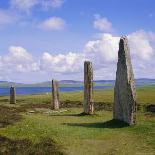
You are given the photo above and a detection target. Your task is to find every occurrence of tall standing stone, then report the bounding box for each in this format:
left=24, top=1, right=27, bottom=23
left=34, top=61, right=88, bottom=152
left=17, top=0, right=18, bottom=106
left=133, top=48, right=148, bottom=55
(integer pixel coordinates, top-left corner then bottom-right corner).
left=52, top=80, right=59, bottom=110
left=10, top=86, right=16, bottom=104
left=83, top=61, right=94, bottom=114
left=113, top=36, right=137, bottom=125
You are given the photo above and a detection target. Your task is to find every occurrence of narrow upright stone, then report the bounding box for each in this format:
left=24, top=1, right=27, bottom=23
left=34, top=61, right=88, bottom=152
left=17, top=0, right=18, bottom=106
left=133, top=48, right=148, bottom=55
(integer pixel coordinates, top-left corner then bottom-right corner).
left=10, top=86, right=16, bottom=104
left=52, top=80, right=59, bottom=110
left=83, top=61, right=94, bottom=114
left=113, top=36, right=137, bottom=125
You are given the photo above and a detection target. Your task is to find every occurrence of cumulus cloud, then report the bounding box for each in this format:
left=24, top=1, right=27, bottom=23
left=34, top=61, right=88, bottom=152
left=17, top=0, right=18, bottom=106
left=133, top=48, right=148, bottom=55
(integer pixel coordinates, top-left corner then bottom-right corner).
left=0, top=30, right=155, bottom=82
left=0, top=46, right=39, bottom=74
left=40, top=52, right=84, bottom=73
left=84, top=33, right=119, bottom=66
left=128, top=30, right=154, bottom=60
left=94, top=15, right=114, bottom=32
left=84, top=30, right=155, bottom=79
left=0, top=46, right=83, bottom=82
left=10, top=0, right=64, bottom=13
left=84, top=31, right=154, bottom=64
left=39, top=17, right=66, bottom=31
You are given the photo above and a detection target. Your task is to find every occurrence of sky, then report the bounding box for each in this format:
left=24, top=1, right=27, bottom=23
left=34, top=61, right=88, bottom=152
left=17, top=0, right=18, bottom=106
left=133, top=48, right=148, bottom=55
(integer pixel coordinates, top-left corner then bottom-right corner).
left=0, top=0, right=155, bottom=83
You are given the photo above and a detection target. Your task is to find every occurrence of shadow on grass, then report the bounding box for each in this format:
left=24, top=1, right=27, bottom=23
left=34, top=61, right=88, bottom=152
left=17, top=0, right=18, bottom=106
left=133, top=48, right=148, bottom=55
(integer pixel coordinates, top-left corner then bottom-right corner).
left=50, top=112, right=99, bottom=117
left=0, top=136, right=66, bottom=155
left=63, top=119, right=129, bottom=129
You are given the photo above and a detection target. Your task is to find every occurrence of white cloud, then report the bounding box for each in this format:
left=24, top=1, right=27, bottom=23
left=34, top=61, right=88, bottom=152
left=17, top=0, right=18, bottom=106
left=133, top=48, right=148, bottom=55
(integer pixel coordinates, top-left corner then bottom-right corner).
left=0, top=30, right=155, bottom=82
left=94, top=15, right=114, bottom=32
left=84, top=30, right=155, bottom=79
left=84, top=33, right=119, bottom=65
left=39, top=17, right=66, bottom=31
left=0, top=46, right=39, bottom=74
left=8, top=46, right=33, bottom=61
left=40, top=52, right=84, bottom=73
left=10, top=0, right=38, bottom=13
left=128, top=30, right=154, bottom=60
left=10, top=0, right=64, bottom=13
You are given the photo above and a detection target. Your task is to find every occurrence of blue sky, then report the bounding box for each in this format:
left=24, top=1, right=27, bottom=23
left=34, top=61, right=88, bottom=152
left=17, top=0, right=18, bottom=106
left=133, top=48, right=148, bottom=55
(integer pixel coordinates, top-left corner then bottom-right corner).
left=0, top=0, right=155, bottom=83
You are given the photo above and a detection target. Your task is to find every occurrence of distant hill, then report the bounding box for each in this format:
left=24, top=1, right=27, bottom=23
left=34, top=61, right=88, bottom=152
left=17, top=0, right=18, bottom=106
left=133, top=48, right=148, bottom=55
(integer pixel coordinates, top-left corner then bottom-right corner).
left=0, top=79, right=155, bottom=88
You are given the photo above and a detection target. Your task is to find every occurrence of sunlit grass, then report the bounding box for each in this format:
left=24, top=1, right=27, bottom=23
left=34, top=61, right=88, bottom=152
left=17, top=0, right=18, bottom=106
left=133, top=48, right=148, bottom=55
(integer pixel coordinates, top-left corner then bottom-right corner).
left=0, top=87, right=155, bottom=154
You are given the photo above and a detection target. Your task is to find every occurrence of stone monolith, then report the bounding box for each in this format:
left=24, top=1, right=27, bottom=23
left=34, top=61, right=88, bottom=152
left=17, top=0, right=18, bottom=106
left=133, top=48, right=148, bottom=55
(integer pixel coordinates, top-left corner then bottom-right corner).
left=113, top=36, right=137, bottom=125
left=10, top=86, right=16, bottom=104
left=83, top=61, right=94, bottom=114
left=52, top=80, right=59, bottom=110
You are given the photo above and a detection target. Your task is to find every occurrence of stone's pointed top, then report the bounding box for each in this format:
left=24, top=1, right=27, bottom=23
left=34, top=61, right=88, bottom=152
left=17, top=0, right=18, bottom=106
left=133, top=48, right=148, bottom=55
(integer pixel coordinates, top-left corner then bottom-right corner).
left=119, top=36, right=129, bottom=53
left=84, top=60, right=91, bottom=63
left=120, top=35, right=127, bottom=40
left=11, top=85, right=14, bottom=88
left=84, top=61, right=92, bottom=64
left=120, top=36, right=128, bottom=44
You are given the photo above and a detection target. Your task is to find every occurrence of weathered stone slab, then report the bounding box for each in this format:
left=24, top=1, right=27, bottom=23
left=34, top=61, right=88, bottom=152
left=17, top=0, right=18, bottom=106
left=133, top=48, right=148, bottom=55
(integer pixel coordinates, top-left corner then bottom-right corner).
left=113, top=36, right=137, bottom=125
left=52, top=80, right=60, bottom=110
left=10, top=86, right=16, bottom=104
left=83, top=61, right=94, bottom=114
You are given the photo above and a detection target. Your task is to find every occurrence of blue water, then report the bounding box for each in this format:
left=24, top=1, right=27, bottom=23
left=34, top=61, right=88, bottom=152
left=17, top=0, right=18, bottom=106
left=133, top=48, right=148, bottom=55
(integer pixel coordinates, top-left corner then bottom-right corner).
left=0, top=86, right=113, bottom=96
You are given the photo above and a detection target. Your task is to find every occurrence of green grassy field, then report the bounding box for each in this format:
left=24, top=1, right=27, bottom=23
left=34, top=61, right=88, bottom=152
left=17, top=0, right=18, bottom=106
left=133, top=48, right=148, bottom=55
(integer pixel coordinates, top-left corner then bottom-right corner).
left=0, top=87, right=155, bottom=155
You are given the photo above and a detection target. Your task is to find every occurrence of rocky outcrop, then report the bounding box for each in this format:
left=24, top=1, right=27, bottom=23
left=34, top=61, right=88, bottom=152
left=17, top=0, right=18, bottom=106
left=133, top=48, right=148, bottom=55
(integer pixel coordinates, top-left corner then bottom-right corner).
left=52, top=80, right=59, bottom=110
left=10, top=86, right=16, bottom=104
left=113, top=36, right=137, bottom=125
left=83, top=61, right=94, bottom=114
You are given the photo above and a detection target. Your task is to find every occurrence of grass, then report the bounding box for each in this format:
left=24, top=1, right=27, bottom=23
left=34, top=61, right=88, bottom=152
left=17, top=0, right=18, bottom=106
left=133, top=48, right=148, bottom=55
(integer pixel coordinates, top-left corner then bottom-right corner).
left=0, top=86, right=155, bottom=154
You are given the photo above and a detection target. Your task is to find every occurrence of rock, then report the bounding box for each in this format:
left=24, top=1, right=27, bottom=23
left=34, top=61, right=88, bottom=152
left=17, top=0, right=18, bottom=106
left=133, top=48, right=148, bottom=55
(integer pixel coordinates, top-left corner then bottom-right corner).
left=28, top=111, right=35, bottom=113
left=44, top=109, right=68, bottom=115
left=146, top=104, right=155, bottom=112
left=10, top=86, right=16, bottom=104
left=113, top=36, right=137, bottom=125
left=83, top=61, right=94, bottom=114
left=51, top=80, right=60, bottom=110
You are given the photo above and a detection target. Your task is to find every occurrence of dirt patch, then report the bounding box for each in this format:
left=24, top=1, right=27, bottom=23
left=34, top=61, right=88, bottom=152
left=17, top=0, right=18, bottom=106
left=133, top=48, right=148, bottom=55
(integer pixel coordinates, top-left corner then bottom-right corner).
left=1, top=100, right=154, bottom=128
left=0, top=103, right=51, bottom=128
left=144, top=112, right=155, bottom=118
left=0, top=106, right=23, bottom=128
left=20, top=103, right=51, bottom=110
left=60, top=100, right=112, bottom=111
left=61, top=100, right=155, bottom=113
left=146, top=104, right=155, bottom=113
left=94, top=102, right=112, bottom=111
left=0, top=98, right=9, bottom=103
left=61, top=100, right=82, bottom=108
left=0, top=136, right=65, bottom=155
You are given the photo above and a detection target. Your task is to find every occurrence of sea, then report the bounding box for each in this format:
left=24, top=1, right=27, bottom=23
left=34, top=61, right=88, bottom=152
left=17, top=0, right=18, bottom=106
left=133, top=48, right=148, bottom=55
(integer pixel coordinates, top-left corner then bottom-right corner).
left=0, top=86, right=113, bottom=96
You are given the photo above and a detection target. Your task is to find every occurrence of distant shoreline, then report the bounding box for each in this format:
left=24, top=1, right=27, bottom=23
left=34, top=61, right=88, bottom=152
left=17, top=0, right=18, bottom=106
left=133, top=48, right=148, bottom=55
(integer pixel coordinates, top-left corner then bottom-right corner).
left=0, top=85, right=155, bottom=96
left=0, top=86, right=113, bottom=96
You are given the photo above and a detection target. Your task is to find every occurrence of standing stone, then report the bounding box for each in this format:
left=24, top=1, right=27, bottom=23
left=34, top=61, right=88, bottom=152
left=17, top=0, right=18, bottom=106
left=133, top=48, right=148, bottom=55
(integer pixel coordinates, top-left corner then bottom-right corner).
left=10, top=86, right=16, bottom=104
left=83, top=61, right=94, bottom=114
left=52, top=80, right=59, bottom=110
left=113, top=36, right=137, bottom=125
